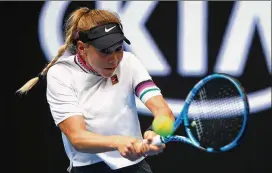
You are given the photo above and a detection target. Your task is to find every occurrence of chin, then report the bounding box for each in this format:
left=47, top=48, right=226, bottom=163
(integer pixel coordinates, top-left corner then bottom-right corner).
left=101, top=72, right=114, bottom=78
left=100, top=68, right=117, bottom=78
left=102, top=74, right=112, bottom=78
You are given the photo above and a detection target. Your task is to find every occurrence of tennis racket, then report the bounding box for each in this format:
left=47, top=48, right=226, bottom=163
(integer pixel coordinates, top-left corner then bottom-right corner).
left=149, top=73, right=249, bottom=152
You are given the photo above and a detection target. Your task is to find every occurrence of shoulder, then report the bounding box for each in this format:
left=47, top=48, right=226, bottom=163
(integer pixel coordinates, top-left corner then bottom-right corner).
left=121, top=51, right=146, bottom=70
left=46, top=55, right=75, bottom=84
left=122, top=51, right=141, bottom=65
left=123, top=51, right=137, bottom=60
left=123, top=51, right=134, bottom=58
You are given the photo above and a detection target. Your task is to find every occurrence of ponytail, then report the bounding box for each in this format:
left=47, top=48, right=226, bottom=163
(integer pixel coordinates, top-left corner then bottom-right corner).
left=16, top=44, right=67, bottom=95
left=16, top=7, right=91, bottom=95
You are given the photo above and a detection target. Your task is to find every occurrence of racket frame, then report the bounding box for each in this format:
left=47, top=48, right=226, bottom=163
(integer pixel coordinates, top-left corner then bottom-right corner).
left=161, top=73, right=249, bottom=152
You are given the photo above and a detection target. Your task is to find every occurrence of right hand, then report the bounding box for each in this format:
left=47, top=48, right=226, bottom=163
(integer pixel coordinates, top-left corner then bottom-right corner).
left=113, top=136, right=150, bottom=161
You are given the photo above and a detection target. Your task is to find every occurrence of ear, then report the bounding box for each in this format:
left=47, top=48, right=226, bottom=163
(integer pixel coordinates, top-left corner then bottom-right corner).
left=77, top=41, right=85, bottom=55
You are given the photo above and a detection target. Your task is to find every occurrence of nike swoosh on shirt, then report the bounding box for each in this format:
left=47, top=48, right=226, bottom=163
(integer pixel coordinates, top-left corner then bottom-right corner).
left=105, top=26, right=116, bottom=32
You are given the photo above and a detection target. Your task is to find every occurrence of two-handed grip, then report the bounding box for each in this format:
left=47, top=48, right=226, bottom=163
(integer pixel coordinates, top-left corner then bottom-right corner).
left=142, top=135, right=163, bottom=146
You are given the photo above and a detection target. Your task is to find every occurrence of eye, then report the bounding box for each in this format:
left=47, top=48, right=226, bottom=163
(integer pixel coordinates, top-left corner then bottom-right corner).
left=100, top=48, right=111, bottom=55
left=98, top=44, right=123, bottom=56
left=115, top=46, right=123, bottom=52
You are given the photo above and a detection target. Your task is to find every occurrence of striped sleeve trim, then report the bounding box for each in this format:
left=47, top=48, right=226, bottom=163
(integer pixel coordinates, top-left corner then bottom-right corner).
left=135, top=80, right=161, bottom=103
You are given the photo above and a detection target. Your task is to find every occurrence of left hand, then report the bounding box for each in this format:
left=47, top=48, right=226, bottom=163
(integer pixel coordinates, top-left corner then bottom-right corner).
left=142, top=130, right=166, bottom=156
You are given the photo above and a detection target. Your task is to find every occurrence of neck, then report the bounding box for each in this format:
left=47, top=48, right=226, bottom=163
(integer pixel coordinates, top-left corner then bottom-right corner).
left=75, top=53, right=100, bottom=76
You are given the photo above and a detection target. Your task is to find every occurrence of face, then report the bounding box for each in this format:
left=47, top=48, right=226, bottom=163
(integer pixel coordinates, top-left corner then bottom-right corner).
left=79, top=42, right=124, bottom=78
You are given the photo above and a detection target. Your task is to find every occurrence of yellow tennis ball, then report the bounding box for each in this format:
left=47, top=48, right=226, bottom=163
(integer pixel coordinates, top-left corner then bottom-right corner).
left=152, top=116, right=174, bottom=137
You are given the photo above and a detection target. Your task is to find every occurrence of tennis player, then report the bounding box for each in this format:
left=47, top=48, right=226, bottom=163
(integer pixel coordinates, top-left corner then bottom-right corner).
left=17, top=7, right=175, bottom=173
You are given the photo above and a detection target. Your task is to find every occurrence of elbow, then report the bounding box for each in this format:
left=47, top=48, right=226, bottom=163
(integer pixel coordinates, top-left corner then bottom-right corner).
left=70, top=137, right=82, bottom=151
left=71, top=139, right=83, bottom=151
left=69, top=135, right=98, bottom=154
left=69, top=135, right=89, bottom=153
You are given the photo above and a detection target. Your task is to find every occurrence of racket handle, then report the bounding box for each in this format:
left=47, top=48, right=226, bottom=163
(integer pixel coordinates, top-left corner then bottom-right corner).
left=142, top=135, right=163, bottom=146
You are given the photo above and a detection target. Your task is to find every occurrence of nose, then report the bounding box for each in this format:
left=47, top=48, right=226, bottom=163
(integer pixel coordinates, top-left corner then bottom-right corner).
left=108, top=54, right=119, bottom=65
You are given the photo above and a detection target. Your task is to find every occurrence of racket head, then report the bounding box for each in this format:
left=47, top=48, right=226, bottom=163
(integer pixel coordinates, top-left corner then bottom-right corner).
left=179, top=73, right=249, bottom=152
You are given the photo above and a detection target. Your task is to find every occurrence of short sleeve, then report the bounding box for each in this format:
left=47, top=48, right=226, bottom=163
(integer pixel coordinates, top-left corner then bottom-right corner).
left=128, top=53, right=162, bottom=103
left=46, top=66, right=83, bottom=126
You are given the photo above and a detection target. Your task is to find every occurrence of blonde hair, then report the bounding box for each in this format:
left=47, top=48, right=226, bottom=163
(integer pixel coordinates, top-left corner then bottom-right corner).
left=16, top=8, right=121, bottom=95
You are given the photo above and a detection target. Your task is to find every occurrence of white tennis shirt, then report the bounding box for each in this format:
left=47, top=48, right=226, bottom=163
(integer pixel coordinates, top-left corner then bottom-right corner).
left=46, top=51, right=162, bottom=171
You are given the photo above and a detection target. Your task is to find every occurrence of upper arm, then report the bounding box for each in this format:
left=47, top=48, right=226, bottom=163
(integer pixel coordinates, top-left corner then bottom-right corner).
left=58, top=115, right=87, bottom=143
left=128, top=53, right=162, bottom=103
left=127, top=53, right=174, bottom=118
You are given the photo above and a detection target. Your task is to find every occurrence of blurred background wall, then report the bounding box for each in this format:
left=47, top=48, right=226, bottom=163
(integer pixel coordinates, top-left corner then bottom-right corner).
left=3, top=1, right=271, bottom=173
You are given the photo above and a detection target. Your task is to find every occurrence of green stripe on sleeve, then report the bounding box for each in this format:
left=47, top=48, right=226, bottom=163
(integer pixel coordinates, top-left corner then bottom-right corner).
left=139, top=88, right=161, bottom=100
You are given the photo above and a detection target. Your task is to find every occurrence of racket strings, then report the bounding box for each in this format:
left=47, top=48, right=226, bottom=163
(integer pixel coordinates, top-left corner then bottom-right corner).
left=187, top=79, right=245, bottom=150
left=194, top=88, right=206, bottom=140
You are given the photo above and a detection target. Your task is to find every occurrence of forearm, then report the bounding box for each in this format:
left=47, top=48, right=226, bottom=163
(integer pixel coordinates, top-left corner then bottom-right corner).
left=145, top=95, right=175, bottom=132
left=59, top=115, right=122, bottom=154
left=71, top=131, right=118, bottom=154
left=151, top=107, right=175, bottom=119
left=147, top=96, right=175, bottom=120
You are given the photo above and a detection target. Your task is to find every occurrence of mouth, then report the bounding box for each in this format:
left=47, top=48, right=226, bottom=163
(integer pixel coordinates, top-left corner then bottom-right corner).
left=104, top=66, right=117, bottom=71
left=104, top=62, right=119, bottom=70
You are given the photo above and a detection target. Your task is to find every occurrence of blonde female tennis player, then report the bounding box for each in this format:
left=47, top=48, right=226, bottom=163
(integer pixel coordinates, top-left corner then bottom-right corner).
left=17, top=7, right=175, bottom=173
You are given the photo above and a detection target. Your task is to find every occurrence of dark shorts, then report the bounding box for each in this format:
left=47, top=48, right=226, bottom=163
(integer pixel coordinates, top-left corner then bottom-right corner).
left=71, top=159, right=153, bottom=173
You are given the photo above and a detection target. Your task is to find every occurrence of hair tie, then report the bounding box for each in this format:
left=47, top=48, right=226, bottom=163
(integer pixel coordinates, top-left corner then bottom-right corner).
left=38, top=74, right=43, bottom=80
left=85, top=9, right=91, bottom=14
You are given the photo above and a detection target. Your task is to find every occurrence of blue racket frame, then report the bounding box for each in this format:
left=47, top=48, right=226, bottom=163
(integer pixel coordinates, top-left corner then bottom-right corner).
left=161, top=73, right=249, bottom=152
